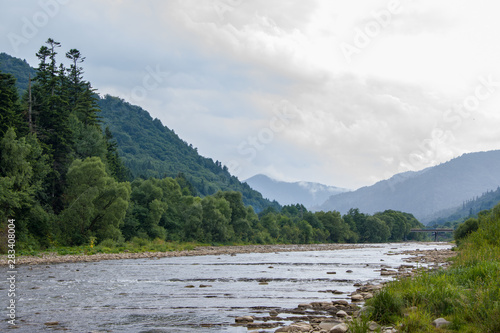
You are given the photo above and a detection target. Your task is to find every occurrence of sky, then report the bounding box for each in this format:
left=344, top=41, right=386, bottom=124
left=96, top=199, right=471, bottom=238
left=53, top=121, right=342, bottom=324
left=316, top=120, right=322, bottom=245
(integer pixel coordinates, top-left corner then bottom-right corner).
left=1, top=0, right=500, bottom=190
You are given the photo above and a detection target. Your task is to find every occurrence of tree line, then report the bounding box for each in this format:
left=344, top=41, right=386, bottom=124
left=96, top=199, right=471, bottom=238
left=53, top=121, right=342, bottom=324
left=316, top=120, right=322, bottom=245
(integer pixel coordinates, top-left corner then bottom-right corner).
left=0, top=39, right=425, bottom=253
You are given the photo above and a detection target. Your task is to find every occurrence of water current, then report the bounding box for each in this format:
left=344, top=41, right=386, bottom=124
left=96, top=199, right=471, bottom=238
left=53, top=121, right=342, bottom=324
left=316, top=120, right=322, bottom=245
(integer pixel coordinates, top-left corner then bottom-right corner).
left=1, top=242, right=452, bottom=332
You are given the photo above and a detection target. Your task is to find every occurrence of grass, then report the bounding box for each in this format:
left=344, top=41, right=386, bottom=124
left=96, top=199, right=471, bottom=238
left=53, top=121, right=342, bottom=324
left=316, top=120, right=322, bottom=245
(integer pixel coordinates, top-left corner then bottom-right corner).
left=365, top=203, right=500, bottom=332
left=17, top=238, right=203, bottom=257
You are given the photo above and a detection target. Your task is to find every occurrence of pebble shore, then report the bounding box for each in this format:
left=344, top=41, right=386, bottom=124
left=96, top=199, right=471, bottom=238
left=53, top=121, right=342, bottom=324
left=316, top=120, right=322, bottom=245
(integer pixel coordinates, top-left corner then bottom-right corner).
left=1, top=243, right=381, bottom=266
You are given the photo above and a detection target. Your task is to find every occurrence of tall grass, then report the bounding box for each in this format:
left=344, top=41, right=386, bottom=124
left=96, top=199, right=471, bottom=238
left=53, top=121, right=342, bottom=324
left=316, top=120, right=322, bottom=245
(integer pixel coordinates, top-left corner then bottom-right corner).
left=366, top=202, right=500, bottom=332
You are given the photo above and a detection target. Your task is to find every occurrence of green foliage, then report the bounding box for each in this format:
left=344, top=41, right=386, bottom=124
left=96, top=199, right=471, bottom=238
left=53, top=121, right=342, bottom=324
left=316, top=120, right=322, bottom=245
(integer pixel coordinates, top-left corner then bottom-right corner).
left=0, top=52, right=37, bottom=95
left=369, top=288, right=404, bottom=324
left=58, top=157, right=131, bottom=245
left=368, top=201, right=500, bottom=332
left=0, top=71, right=27, bottom=136
left=454, top=217, right=479, bottom=245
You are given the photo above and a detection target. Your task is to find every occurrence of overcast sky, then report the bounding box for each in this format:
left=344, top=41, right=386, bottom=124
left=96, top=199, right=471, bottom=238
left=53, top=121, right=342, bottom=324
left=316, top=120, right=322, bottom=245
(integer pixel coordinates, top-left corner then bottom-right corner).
left=1, top=0, right=500, bottom=189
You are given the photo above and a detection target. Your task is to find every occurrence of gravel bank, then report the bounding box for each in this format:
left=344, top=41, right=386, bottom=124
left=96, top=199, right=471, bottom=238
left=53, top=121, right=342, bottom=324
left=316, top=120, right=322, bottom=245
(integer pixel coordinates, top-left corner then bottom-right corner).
left=1, top=242, right=455, bottom=266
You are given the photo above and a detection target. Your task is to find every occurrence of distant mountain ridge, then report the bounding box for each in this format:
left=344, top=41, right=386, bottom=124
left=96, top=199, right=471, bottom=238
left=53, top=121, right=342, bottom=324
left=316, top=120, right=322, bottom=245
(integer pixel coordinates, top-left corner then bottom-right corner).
left=316, top=150, right=500, bottom=223
left=245, top=174, right=349, bottom=208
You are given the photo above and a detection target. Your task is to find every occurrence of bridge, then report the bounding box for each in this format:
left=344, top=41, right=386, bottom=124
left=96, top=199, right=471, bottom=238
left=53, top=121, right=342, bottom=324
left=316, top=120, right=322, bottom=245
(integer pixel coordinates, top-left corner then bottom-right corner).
left=410, top=228, right=454, bottom=241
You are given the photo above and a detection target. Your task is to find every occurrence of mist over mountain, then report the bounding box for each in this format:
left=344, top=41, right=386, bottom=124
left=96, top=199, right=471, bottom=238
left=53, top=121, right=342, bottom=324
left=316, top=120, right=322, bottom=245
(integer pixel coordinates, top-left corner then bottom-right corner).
left=316, top=150, right=500, bottom=223
left=245, top=174, right=349, bottom=208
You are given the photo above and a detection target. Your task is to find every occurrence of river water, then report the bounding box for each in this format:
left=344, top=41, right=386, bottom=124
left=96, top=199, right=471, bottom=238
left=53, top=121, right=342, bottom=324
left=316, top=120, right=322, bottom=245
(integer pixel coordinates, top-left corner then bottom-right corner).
left=1, top=242, right=451, bottom=332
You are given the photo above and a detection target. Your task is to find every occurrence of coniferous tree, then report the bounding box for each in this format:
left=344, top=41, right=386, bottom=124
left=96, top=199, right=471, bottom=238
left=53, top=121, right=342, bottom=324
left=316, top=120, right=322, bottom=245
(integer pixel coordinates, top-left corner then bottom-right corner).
left=0, top=71, right=27, bottom=136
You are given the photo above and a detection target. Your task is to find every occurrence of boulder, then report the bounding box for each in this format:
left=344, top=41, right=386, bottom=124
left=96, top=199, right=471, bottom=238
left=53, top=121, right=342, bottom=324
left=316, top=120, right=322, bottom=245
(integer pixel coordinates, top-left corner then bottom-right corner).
left=329, top=323, right=348, bottom=333
left=319, top=320, right=342, bottom=331
left=368, top=321, right=380, bottom=331
left=276, top=322, right=312, bottom=332
left=235, top=316, right=254, bottom=323
left=361, top=292, right=373, bottom=299
left=432, top=318, right=451, bottom=328
left=351, top=294, right=364, bottom=302
left=336, top=310, right=348, bottom=318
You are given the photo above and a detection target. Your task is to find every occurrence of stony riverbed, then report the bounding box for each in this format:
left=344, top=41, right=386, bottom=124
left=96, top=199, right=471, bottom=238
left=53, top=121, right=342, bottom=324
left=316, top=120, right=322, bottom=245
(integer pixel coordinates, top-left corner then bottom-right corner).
left=0, top=242, right=455, bottom=332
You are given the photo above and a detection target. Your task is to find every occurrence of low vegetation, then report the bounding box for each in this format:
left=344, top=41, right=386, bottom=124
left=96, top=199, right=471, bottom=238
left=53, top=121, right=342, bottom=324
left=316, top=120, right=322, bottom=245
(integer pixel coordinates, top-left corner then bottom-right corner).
left=365, top=202, right=500, bottom=332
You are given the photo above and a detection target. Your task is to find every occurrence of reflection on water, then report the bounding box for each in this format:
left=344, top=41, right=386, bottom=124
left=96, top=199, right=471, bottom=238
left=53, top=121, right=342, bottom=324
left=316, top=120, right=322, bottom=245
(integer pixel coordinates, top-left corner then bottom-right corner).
left=1, top=242, right=451, bottom=332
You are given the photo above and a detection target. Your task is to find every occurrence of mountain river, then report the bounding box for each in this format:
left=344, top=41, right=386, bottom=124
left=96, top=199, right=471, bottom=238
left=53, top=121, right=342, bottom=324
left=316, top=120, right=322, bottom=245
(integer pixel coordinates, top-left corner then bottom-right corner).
left=1, top=242, right=452, bottom=332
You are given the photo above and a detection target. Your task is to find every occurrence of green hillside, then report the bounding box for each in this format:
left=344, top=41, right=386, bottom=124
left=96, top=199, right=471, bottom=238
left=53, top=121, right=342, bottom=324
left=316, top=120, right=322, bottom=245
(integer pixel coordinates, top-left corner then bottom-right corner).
left=0, top=52, right=37, bottom=95
left=98, top=95, right=280, bottom=212
left=428, top=186, right=500, bottom=228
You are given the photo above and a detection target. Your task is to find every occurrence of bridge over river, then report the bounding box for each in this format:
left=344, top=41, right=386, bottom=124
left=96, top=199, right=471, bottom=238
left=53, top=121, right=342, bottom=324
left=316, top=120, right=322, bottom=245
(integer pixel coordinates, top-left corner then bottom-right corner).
left=410, top=228, right=454, bottom=241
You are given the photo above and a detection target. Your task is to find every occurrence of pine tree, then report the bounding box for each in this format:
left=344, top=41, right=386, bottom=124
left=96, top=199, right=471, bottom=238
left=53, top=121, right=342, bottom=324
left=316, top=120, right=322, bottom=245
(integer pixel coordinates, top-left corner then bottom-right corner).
left=0, top=71, right=27, bottom=136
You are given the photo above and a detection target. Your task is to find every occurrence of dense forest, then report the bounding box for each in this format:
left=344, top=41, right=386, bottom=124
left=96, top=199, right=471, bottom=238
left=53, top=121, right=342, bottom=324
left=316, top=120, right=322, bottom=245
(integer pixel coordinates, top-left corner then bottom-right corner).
left=0, top=39, right=426, bottom=253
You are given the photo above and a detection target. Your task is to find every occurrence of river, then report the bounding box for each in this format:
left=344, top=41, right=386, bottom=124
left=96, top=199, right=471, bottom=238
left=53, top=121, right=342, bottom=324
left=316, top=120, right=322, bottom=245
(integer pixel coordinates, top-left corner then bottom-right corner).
left=1, top=242, right=452, bottom=332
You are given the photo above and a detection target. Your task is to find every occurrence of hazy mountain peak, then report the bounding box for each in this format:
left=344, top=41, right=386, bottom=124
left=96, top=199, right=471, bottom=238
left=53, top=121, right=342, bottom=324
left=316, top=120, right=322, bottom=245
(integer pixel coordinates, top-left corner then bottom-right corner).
left=245, top=174, right=350, bottom=208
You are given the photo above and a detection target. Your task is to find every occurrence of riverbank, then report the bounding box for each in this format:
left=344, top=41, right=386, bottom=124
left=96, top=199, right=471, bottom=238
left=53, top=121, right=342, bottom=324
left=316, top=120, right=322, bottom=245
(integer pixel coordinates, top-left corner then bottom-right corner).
left=1, top=242, right=454, bottom=266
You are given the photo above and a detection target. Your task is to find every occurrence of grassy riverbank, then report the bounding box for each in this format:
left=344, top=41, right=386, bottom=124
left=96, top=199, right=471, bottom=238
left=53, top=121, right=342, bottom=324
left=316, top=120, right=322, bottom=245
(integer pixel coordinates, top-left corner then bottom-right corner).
left=15, top=238, right=203, bottom=256
left=365, top=204, right=500, bottom=332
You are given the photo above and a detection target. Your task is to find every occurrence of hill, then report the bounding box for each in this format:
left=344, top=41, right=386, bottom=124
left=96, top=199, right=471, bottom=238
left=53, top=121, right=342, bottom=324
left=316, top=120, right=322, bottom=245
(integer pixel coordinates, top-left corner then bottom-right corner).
left=245, top=174, right=349, bottom=208
left=427, top=186, right=500, bottom=227
left=0, top=52, right=37, bottom=95
left=316, top=150, right=500, bottom=222
left=0, top=52, right=279, bottom=213
left=97, top=96, right=280, bottom=212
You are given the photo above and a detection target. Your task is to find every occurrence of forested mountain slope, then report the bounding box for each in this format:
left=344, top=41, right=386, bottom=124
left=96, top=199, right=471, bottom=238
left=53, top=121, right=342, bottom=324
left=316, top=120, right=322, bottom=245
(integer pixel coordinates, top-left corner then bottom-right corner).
left=428, top=186, right=500, bottom=227
left=0, top=52, right=37, bottom=95
left=98, top=95, right=280, bottom=212
left=0, top=51, right=279, bottom=213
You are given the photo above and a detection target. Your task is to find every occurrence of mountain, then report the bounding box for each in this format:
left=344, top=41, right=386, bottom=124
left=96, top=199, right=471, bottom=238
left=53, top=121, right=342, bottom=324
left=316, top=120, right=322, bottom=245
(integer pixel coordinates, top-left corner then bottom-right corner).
left=0, top=52, right=37, bottom=95
left=0, top=52, right=280, bottom=213
left=427, top=186, right=500, bottom=227
left=316, top=150, right=500, bottom=223
left=97, top=95, right=280, bottom=212
left=245, top=174, right=349, bottom=208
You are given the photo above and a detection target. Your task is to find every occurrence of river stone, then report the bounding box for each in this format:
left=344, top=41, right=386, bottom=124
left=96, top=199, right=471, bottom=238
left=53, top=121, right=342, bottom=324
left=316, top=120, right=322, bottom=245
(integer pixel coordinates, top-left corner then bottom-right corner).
left=311, top=301, right=333, bottom=309
left=329, top=323, right=348, bottom=333
left=336, top=310, right=348, bottom=318
left=298, top=303, right=312, bottom=308
left=362, top=292, right=373, bottom=299
left=269, top=310, right=279, bottom=317
left=319, top=320, right=341, bottom=331
left=333, top=299, right=349, bottom=306
left=368, top=321, right=380, bottom=331
left=277, top=322, right=312, bottom=332
left=235, top=316, right=254, bottom=323
left=44, top=322, right=59, bottom=326
left=351, top=294, right=364, bottom=301
left=432, top=318, right=451, bottom=328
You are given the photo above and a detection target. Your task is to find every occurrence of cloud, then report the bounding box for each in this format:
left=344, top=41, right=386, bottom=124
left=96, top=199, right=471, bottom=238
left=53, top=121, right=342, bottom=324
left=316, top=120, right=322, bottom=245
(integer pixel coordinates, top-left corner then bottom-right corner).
left=1, top=0, right=500, bottom=189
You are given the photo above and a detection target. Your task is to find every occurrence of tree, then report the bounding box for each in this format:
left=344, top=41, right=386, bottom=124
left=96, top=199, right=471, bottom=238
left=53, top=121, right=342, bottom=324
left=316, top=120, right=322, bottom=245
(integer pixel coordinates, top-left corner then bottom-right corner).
left=0, top=128, right=51, bottom=250
left=201, top=195, right=233, bottom=242
left=59, top=157, right=130, bottom=245
left=0, top=71, right=26, bottom=136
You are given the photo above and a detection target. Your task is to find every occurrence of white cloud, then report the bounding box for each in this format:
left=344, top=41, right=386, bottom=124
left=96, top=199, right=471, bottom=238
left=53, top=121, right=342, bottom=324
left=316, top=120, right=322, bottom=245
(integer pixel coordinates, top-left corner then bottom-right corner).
left=1, top=0, right=500, bottom=189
